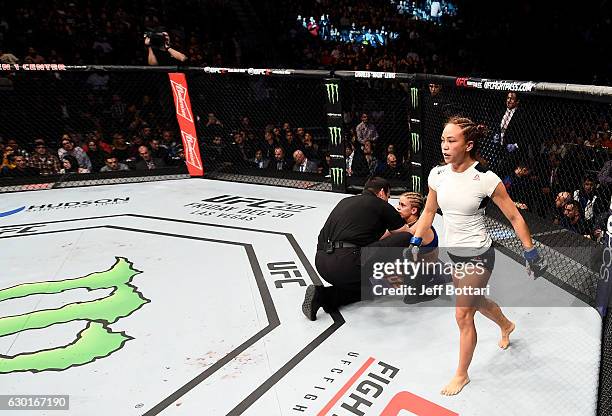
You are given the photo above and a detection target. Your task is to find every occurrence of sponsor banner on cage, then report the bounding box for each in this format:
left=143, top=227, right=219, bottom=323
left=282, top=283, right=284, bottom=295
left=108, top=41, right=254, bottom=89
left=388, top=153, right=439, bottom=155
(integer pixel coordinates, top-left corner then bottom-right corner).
left=354, top=71, right=397, bottom=79
left=0, top=64, right=67, bottom=71
left=202, top=67, right=292, bottom=76
left=596, top=198, right=612, bottom=316
left=168, top=72, right=203, bottom=176
left=455, top=77, right=536, bottom=92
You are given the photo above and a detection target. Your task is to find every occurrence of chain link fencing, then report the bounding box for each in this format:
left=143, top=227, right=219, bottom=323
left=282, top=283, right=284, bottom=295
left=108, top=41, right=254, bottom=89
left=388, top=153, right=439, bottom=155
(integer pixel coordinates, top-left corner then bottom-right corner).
left=1, top=66, right=611, bottom=415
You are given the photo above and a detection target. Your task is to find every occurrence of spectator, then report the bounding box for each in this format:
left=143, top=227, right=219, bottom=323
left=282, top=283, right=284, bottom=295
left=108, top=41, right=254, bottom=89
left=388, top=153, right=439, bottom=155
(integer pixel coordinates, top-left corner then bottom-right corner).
left=302, top=132, right=323, bottom=163
left=355, top=112, right=379, bottom=145
left=386, top=143, right=396, bottom=157
left=134, top=145, right=166, bottom=170
left=541, top=153, right=562, bottom=201
left=379, top=153, right=409, bottom=180
left=239, top=116, right=255, bottom=138
left=362, top=139, right=379, bottom=177
left=161, top=130, right=180, bottom=157
left=1, top=154, right=39, bottom=177
left=1, top=143, right=15, bottom=171
left=347, top=140, right=369, bottom=177
left=85, top=131, right=113, bottom=154
left=282, top=129, right=302, bottom=157
left=58, top=135, right=93, bottom=171
left=60, top=154, right=90, bottom=174
left=85, top=139, right=108, bottom=172
left=203, top=135, right=226, bottom=169
left=86, top=71, right=110, bottom=91
left=223, top=131, right=252, bottom=167
left=268, top=147, right=292, bottom=171
left=100, top=155, right=130, bottom=172
left=128, top=136, right=146, bottom=160
left=503, top=162, right=532, bottom=210
left=561, top=200, right=592, bottom=237
left=111, top=133, right=131, bottom=162
left=553, top=191, right=573, bottom=225
left=296, top=127, right=306, bottom=143
left=573, top=175, right=604, bottom=222
left=487, top=92, right=531, bottom=176
left=0, top=46, right=19, bottom=64
left=597, top=159, right=612, bottom=189
left=145, top=30, right=188, bottom=65
left=110, top=95, right=127, bottom=126
left=6, top=138, right=29, bottom=158
left=203, top=113, right=224, bottom=139
left=249, top=149, right=269, bottom=169
left=150, top=138, right=169, bottom=162
left=23, top=46, right=45, bottom=64
left=292, top=149, right=318, bottom=173
left=29, top=139, right=61, bottom=175
left=261, top=130, right=278, bottom=160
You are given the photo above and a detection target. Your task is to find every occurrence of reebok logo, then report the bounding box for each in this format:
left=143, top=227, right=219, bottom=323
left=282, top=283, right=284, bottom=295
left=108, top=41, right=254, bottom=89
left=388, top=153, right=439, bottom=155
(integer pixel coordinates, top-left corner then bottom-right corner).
left=473, top=174, right=480, bottom=181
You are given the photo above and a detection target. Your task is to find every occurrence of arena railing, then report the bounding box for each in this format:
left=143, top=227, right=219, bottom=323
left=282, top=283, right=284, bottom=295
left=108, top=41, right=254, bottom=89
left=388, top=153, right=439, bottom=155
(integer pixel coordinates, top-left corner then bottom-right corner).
left=0, top=65, right=611, bottom=414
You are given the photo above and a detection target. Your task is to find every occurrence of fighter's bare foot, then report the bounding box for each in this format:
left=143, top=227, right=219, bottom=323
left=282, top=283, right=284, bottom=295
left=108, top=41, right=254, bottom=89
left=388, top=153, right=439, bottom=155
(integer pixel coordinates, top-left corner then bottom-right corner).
left=441, top=375, right=470, bottom=396
left=499, top=321, right=515, bottom=349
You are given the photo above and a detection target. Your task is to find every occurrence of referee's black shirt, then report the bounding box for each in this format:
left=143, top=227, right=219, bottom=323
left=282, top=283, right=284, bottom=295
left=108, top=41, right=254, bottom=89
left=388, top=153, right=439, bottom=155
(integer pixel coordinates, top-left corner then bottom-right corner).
left=317, top=191, right=405, bottom=248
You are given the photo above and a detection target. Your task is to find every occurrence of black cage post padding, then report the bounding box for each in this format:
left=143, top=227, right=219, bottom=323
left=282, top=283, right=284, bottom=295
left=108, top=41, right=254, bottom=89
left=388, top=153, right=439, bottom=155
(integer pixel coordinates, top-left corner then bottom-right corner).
left=323, top=77, right=346, bottom=192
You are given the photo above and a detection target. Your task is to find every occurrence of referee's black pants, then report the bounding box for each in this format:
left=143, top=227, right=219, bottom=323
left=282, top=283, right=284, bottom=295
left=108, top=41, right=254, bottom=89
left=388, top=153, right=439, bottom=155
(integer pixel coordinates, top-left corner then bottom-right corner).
left=315, top=247, right=364, bottom=311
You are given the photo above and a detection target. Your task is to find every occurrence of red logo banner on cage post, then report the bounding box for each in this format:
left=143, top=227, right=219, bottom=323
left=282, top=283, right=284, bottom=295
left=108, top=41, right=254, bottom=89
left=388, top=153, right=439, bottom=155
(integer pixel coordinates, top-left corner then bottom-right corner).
left=168, top=73, right=203, bottom=176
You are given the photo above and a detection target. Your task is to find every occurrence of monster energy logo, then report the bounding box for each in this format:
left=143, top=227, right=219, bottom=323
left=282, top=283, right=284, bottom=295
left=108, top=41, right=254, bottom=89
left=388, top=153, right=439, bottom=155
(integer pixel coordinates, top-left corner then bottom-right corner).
left=0, top=257, right=147, bottom=373
left=325, top=83, right=339, bottom=104
left=410, top=87, right=419, bottom=108
left=412, top=175, right=421, bottom=192
left=331, top=167, right=344, bottom=185
left=411, top=132, right=421, bottom=153
left=328, top=127, right=342, bottom=146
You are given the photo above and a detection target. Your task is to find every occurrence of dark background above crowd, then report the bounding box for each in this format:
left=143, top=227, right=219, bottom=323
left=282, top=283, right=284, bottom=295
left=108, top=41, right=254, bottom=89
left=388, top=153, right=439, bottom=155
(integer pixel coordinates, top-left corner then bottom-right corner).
left=0, top=0, right=610, bottom=85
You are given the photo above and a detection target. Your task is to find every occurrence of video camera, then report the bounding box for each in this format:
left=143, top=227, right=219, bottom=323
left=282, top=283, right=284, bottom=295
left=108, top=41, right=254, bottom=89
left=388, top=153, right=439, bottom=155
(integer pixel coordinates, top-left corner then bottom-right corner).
left=144, top=30, right=167, bottom=50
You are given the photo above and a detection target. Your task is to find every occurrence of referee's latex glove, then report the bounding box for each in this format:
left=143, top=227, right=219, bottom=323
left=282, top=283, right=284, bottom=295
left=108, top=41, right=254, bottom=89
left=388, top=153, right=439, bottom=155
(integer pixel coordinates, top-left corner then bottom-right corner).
left=524, top=247, right=547, bottom=278
left=408, top=236, right=422, bottom=262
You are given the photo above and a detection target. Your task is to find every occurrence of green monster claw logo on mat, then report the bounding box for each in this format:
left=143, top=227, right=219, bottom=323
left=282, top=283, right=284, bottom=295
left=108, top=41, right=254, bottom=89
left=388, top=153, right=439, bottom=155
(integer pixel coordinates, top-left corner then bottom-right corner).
left=0, top=257, right=148, bottom=373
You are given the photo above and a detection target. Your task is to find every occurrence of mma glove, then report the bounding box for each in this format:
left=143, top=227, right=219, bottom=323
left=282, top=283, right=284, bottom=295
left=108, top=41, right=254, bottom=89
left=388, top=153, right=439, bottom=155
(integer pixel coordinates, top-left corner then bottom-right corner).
left=524, top=246, right=547, bottom=278
left=408, top=236, right=422, bottom=262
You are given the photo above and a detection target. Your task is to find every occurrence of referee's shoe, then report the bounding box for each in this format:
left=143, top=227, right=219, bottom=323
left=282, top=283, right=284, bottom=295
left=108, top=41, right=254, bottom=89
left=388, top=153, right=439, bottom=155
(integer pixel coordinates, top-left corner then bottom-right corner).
left=302, top=285, right=323, bottom=321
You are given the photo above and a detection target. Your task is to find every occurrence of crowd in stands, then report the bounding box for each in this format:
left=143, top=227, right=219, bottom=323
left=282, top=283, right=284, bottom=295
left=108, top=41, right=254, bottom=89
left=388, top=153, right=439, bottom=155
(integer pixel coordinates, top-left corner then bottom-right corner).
left=1, top=0, right=611, bottom=250
left=0, top=0, right=243, bottom=68
left=282, top=0, right=465, bottom=75
left=0, top=128, right=185, bottom=178
left=462, top=89, right=612, bottom=244
left=1, top=1, right=609, bottom=84
left=195, top=108, right=412, bottom=181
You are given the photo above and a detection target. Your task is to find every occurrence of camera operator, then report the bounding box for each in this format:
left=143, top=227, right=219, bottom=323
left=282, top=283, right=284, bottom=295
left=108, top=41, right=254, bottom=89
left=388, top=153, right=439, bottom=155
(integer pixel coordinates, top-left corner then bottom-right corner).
left=144, top=30, right=188, bottom=66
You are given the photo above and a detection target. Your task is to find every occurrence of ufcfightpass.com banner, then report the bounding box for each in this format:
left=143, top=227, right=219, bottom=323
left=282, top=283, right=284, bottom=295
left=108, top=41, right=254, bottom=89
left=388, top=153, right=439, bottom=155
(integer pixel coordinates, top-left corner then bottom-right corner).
left=455, top=77, right=536, bottom=92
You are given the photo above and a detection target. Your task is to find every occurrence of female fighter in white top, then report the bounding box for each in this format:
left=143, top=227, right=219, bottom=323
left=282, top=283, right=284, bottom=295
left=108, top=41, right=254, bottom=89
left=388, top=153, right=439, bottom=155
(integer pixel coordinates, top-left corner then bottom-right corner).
left=411, top=116, right=547, bottom=396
